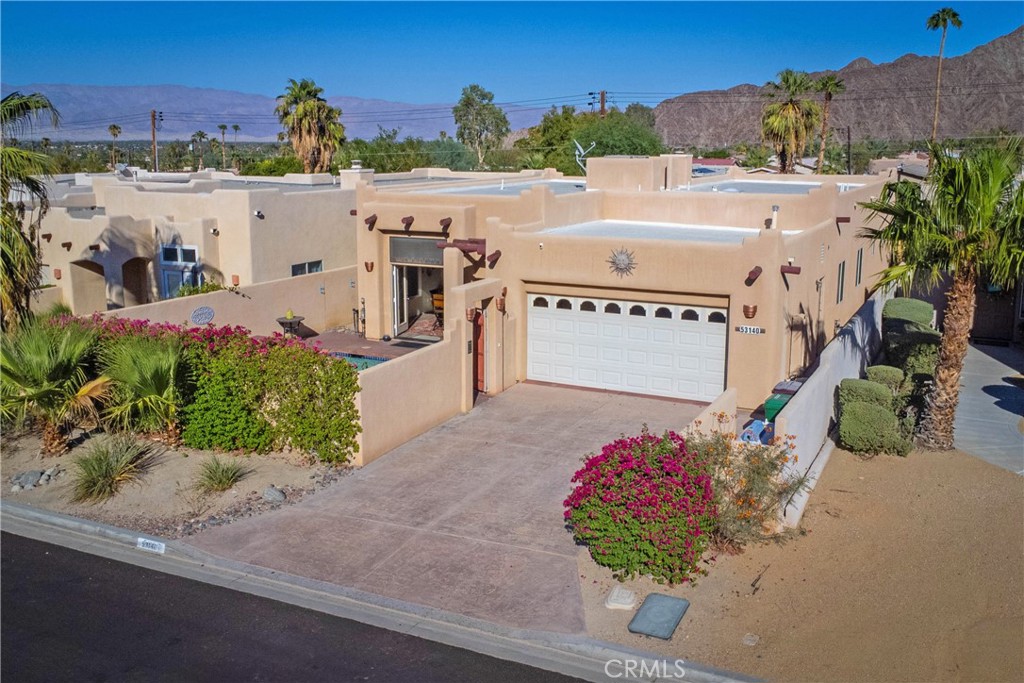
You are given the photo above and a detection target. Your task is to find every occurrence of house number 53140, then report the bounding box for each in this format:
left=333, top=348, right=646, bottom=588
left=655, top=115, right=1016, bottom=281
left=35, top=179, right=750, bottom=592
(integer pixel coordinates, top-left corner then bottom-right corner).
left=736, top=325, right=765, bottom=335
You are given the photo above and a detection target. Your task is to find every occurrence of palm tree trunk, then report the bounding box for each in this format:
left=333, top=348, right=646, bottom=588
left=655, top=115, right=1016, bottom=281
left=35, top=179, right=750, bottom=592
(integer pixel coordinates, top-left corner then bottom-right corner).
left=41, top=420, right=68, bottom=455
left=918, top=267, right=976, bottom=450
left=931, top=28, right=947, bottom=144
left=816, top=97, right=831, bottom=173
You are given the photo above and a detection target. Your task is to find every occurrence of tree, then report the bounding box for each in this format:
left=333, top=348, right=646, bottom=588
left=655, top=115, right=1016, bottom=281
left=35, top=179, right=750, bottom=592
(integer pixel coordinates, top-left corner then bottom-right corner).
left=859, top=141, right=1024, bottom=450
left=452, top=84, right=510, bottom=168
left=275, top=78, right=345, bottom=173
left=108, top=124, right=121, bottom=167
left=574, top=110, right=665, bottom=162
left=218, top=124, right=228, bottom=168
left=514, top=105, right=586, bottom=174
left=624, top=103, right=657, bottom=130
left=814, top=75, right=846, bottom=173
left=1, top=92, right=60, bottom=330
left=191, top=130, right=208, bottom=170
left=927, top=7, right=962, bottom=144
left=232, top=123, right=240, bottom=143
left=761, top=70, right=820, bottom=173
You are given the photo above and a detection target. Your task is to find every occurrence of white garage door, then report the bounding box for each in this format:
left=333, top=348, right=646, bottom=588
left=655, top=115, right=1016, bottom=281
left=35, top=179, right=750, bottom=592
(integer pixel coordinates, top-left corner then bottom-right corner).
left=527, top=294, right=727, bottom=402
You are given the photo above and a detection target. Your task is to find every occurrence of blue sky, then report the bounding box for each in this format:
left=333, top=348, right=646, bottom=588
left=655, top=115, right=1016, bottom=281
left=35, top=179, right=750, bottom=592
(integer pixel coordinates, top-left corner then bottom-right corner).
left=2, top=1, right=1021, bottom=104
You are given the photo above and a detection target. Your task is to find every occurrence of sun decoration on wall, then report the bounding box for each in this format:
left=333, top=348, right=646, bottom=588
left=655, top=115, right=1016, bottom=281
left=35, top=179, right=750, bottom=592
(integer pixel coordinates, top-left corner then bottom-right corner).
left=607, top=247, right=637, bottom=277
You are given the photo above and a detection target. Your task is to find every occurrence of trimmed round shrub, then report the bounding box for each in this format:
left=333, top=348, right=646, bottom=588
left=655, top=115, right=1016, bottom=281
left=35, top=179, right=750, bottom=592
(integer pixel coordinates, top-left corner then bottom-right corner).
left=882, top=297, right=934, bottom=326
left=839, top=378, right=893, bottom=411
left=564, top=429, right=716, bottom=585
left=866, top=365, right=904, bottom=394
left=885, top=319, right=941, bottom=370
left=839, top=401, right=911, bottom=456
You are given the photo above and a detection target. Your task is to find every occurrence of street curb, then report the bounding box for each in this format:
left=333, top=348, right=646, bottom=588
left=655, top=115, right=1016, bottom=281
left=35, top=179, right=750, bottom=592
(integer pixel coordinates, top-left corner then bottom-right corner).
left=1, top=500, right=755, bottom=682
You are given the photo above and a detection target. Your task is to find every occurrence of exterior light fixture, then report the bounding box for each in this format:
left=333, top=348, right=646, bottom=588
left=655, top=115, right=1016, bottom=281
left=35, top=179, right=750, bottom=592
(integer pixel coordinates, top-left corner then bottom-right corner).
left=210, top=227, right=220, bottom=236
left=466, top=307, right=477, bottom=322
left=364, top=261, right=374, bottom=273
left=53, top=268, right=62, bottom=280
left=742, top=304, right=758, bottom=319
left=253, top=210, right=265, bottom=219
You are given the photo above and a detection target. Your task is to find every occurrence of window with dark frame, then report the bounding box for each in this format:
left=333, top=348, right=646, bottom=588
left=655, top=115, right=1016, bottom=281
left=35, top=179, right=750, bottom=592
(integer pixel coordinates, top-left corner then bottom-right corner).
left=291, top=260, right=324, bottom=277
left=837, top=260, right=846, bottom=304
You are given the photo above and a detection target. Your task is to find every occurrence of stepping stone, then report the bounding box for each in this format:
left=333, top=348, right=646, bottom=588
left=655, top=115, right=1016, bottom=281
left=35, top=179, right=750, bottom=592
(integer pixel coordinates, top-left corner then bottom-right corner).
left=604, top=586, right=637, bottom=610
left=627, top=593, right=690, bottom=640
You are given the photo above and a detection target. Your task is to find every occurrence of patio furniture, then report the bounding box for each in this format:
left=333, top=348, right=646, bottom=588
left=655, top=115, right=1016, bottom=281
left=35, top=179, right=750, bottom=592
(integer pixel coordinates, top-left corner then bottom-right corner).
left=431, top=291, right=444, bottom=330
left=276, top=315, right=304, bottom=337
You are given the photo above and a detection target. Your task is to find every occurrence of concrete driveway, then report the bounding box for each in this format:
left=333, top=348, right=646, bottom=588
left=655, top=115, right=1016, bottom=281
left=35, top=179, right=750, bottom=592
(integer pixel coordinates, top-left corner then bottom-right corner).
left=188, top=384, right=701, bottom=634
left=954, top=343, right=1024, bottom=474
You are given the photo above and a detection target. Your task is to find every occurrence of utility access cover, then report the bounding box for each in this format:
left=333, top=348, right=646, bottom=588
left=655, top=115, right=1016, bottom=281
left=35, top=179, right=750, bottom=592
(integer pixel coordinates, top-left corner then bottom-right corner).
left=627, top=594, right=690, bottom=640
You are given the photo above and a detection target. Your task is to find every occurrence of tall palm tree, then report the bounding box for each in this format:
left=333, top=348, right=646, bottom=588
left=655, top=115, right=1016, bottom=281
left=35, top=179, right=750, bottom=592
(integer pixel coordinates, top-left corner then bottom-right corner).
left=814, top=75, right=846, bottom=173
left=927, top=7, right=962, bottom=144
left=232, top=124, right=240, bottom=143
left=859, top=140, right=1024, bottom=450
left=192, top=130, right=208, bottom=170
left=761, top=70, right=820, bottom=174
left=275, top=78, right=345, bottom=173
left=1, top=319, right=111, bottom=454
left=108, top=124, right=121, bottom=167
left=217, top=124, right=228, bottom=168
left=1, top=92, right=60, bottom=331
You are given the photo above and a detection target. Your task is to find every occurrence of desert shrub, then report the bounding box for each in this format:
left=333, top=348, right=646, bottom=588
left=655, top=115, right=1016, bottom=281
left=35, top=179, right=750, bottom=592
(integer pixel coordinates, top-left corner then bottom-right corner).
left=196, top=455, right=250, bottom=492
left=176, top=282, right=234, bottom=298
left=564, top=428, right=716, bottom=584
left=866, top=365, right=904, bottom=393
left=882, top=297, right=934, bottom=326
left=838, top=401, right=911, bottom=456
left=100, top=335, right=185, bottom=441
left=838, top=378, right=893, bottom=411
left=71, top=435, right=157, bottom=503
left=686, top=431, right=808, bottom=547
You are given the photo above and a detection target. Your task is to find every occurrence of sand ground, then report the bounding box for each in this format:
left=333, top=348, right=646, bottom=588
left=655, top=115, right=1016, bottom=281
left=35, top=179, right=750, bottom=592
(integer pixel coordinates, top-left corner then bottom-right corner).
left=580, top=447, right=1024, bottom=682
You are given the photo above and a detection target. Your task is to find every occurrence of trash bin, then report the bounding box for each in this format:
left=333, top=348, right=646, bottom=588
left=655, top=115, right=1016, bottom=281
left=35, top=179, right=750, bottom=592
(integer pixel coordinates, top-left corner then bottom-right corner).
left=764, top=393, right=791, bottom=422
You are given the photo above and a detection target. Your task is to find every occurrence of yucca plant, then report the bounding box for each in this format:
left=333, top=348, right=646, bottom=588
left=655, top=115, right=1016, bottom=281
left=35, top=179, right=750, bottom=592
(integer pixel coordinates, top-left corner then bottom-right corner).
left=71, top=434, right=156, bottom=503
left=1, top=319, right=109, bottom=454
left=100, top=335, right=185, bottom=444
left=195, top=455, right=250, bottom=493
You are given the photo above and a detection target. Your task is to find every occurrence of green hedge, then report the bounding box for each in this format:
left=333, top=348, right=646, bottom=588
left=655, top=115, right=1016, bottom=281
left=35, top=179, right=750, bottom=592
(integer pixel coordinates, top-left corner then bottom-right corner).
left=866, top=365, right=904, bottom=393
left=838, top=401, right=912, bottom=456
left=884, top=318, right=940, bottom=372
left=882, top=297, right=934, bottom=326
left=838, top=378, right=893, bottom=411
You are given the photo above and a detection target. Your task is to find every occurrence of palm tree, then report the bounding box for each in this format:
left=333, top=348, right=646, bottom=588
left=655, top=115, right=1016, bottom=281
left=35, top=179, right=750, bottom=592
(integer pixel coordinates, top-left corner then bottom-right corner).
left=192, top=130, right=208, bottom=170
left=1, top=319, right=111, bottom=454
left=761, top=70, right=820, bottom=174
left=927, top=7, right=962, bottom=144
left=1, top=92, right=60, bottom=331
left=100, top=335, right=184, bottom=444
left=275, top=78, right=345, bottom=173
left=232, top=124, right=240, bottom=143
left=814, top=75, right=845, bottom=173
left=217, top=124, right=228, bottom=168
left=859, top=140, right=1024, bottom=450
left=108, top=124, right=121, bottom=167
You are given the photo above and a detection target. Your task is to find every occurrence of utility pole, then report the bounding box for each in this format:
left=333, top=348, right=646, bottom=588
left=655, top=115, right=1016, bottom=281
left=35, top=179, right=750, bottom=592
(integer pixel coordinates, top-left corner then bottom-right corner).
left=151, top=110, right=157, bottom=172
left=599, top=90, right=606, bottom=118
left=587, top=91, right=607, bottom=117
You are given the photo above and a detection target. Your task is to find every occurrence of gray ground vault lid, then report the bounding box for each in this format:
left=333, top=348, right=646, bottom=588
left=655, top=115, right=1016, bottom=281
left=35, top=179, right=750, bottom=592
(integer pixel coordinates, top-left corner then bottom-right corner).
left=627, top=594, right=690, bottom=640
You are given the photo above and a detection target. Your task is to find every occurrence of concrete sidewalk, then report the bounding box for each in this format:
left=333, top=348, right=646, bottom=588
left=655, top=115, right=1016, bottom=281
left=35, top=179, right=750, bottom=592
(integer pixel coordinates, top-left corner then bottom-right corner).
left=187, top=384, right=700, bottom=635
left=954, top=343, right=1024, bottom=474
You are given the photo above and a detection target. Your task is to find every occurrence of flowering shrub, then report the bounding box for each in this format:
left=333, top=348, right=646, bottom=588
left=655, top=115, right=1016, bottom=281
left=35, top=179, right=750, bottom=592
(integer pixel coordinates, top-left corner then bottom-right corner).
left=563, top=428, right=717, bottom=584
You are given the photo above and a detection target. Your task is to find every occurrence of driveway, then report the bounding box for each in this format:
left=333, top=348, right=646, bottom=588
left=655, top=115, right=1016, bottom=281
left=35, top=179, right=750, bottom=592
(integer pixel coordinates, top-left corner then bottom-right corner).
left=187, top=384, right=702, bottom=634
left=954, top=343, right=1024, bottom=474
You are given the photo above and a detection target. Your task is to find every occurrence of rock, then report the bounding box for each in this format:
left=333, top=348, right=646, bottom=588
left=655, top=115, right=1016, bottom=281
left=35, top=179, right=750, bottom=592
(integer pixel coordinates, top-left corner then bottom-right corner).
left=742, top=633, right=760, bottom=646
left=11, top=485, right=23, bottom=493
left=262, top=486, right=286, bottom=504
left=14, top=471, right=44, bottom=488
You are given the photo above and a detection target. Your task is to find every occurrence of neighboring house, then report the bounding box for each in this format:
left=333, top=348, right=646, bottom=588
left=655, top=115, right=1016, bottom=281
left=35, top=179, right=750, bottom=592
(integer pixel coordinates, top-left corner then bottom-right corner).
left=355, top=155, right=891, bottom=409
left=34, top=170, right=358, bottom=312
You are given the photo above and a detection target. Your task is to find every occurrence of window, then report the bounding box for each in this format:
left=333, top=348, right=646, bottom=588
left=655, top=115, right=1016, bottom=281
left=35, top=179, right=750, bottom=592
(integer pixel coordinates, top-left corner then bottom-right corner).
left=680, top=309, right=700, bottom=321
left=291, top=260, right=323, bottom=277
left=654, top=307, right=672, bottom=319
left=532, top=297, right=549, bottom=308
left=836, top=260, right=846, bottom=304
left=855, top=248, right=863, bottom=286
left=556, top=298, right=572, bottom=310
left=160, top=245, right=198, bottom=265
left=708, top=311, right=727, bottom=323
left=629, top=305, right=647, bottom=317
left=580, top=300, right=596, bottom=312
left=604, top=303, right=621, bottom=314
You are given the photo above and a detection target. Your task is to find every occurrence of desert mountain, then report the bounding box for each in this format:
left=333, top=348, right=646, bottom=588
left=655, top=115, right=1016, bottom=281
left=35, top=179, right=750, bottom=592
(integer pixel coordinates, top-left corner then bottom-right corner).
left=655, top=26, right=1024, bottom=148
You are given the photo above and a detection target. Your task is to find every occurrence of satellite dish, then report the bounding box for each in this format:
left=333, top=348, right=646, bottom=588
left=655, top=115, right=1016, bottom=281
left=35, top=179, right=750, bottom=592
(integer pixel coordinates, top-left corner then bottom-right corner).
left=572, top=139, right=596, bottom=174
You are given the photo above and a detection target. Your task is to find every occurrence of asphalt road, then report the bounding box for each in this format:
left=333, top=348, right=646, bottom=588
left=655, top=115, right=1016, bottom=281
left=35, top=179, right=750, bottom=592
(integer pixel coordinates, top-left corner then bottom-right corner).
left=1, top=532, right=579, bottom=682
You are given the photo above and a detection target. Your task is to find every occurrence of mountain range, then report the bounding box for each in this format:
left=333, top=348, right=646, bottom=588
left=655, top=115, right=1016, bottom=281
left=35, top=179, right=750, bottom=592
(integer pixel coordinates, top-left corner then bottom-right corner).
left=654, top=26, right=1024, bottom=148
left=4, top=26, right=1022, bottom=146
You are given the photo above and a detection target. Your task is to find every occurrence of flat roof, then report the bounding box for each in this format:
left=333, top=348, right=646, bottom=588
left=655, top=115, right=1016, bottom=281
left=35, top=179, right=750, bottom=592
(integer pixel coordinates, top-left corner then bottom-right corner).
left=540, top=219, right=794, bottom=244
left=410, top=179, right=586, bottom=196
left=678, top=180, right=820, bottom=195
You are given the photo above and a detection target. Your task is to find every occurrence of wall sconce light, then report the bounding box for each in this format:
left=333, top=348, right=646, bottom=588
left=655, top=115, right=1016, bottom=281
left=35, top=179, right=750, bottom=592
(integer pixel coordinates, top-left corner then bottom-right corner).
left=439, top=217, right=452, bottom=234
left=364, top=213, right=377, bottom=231
left=496, top=287, right=507, bottom=313
left=466, top=307, right=477, bottom=322
left=770, top=204, right=780, bottom=230
left=401, top=215, right=414, bottom=230
left=88, top=244, right=100, bottom=251
left=210, top=227, right=220, bottom=236
left=253, top=210, right=265, bottom=220
left=53, top=268, right=62, bottom=280
left=485, top=250, right=502, bottom=268
left=231, top=274, right=240, bottom=286
left=41, top=233, right=52, bottom=242
left=742, top=304, right=758, bottom=319
left=364, top=261, right=374, bottom=273
left=745, top=266, right=762, bottom=286
left=61, top=241, right=72, bottom=251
